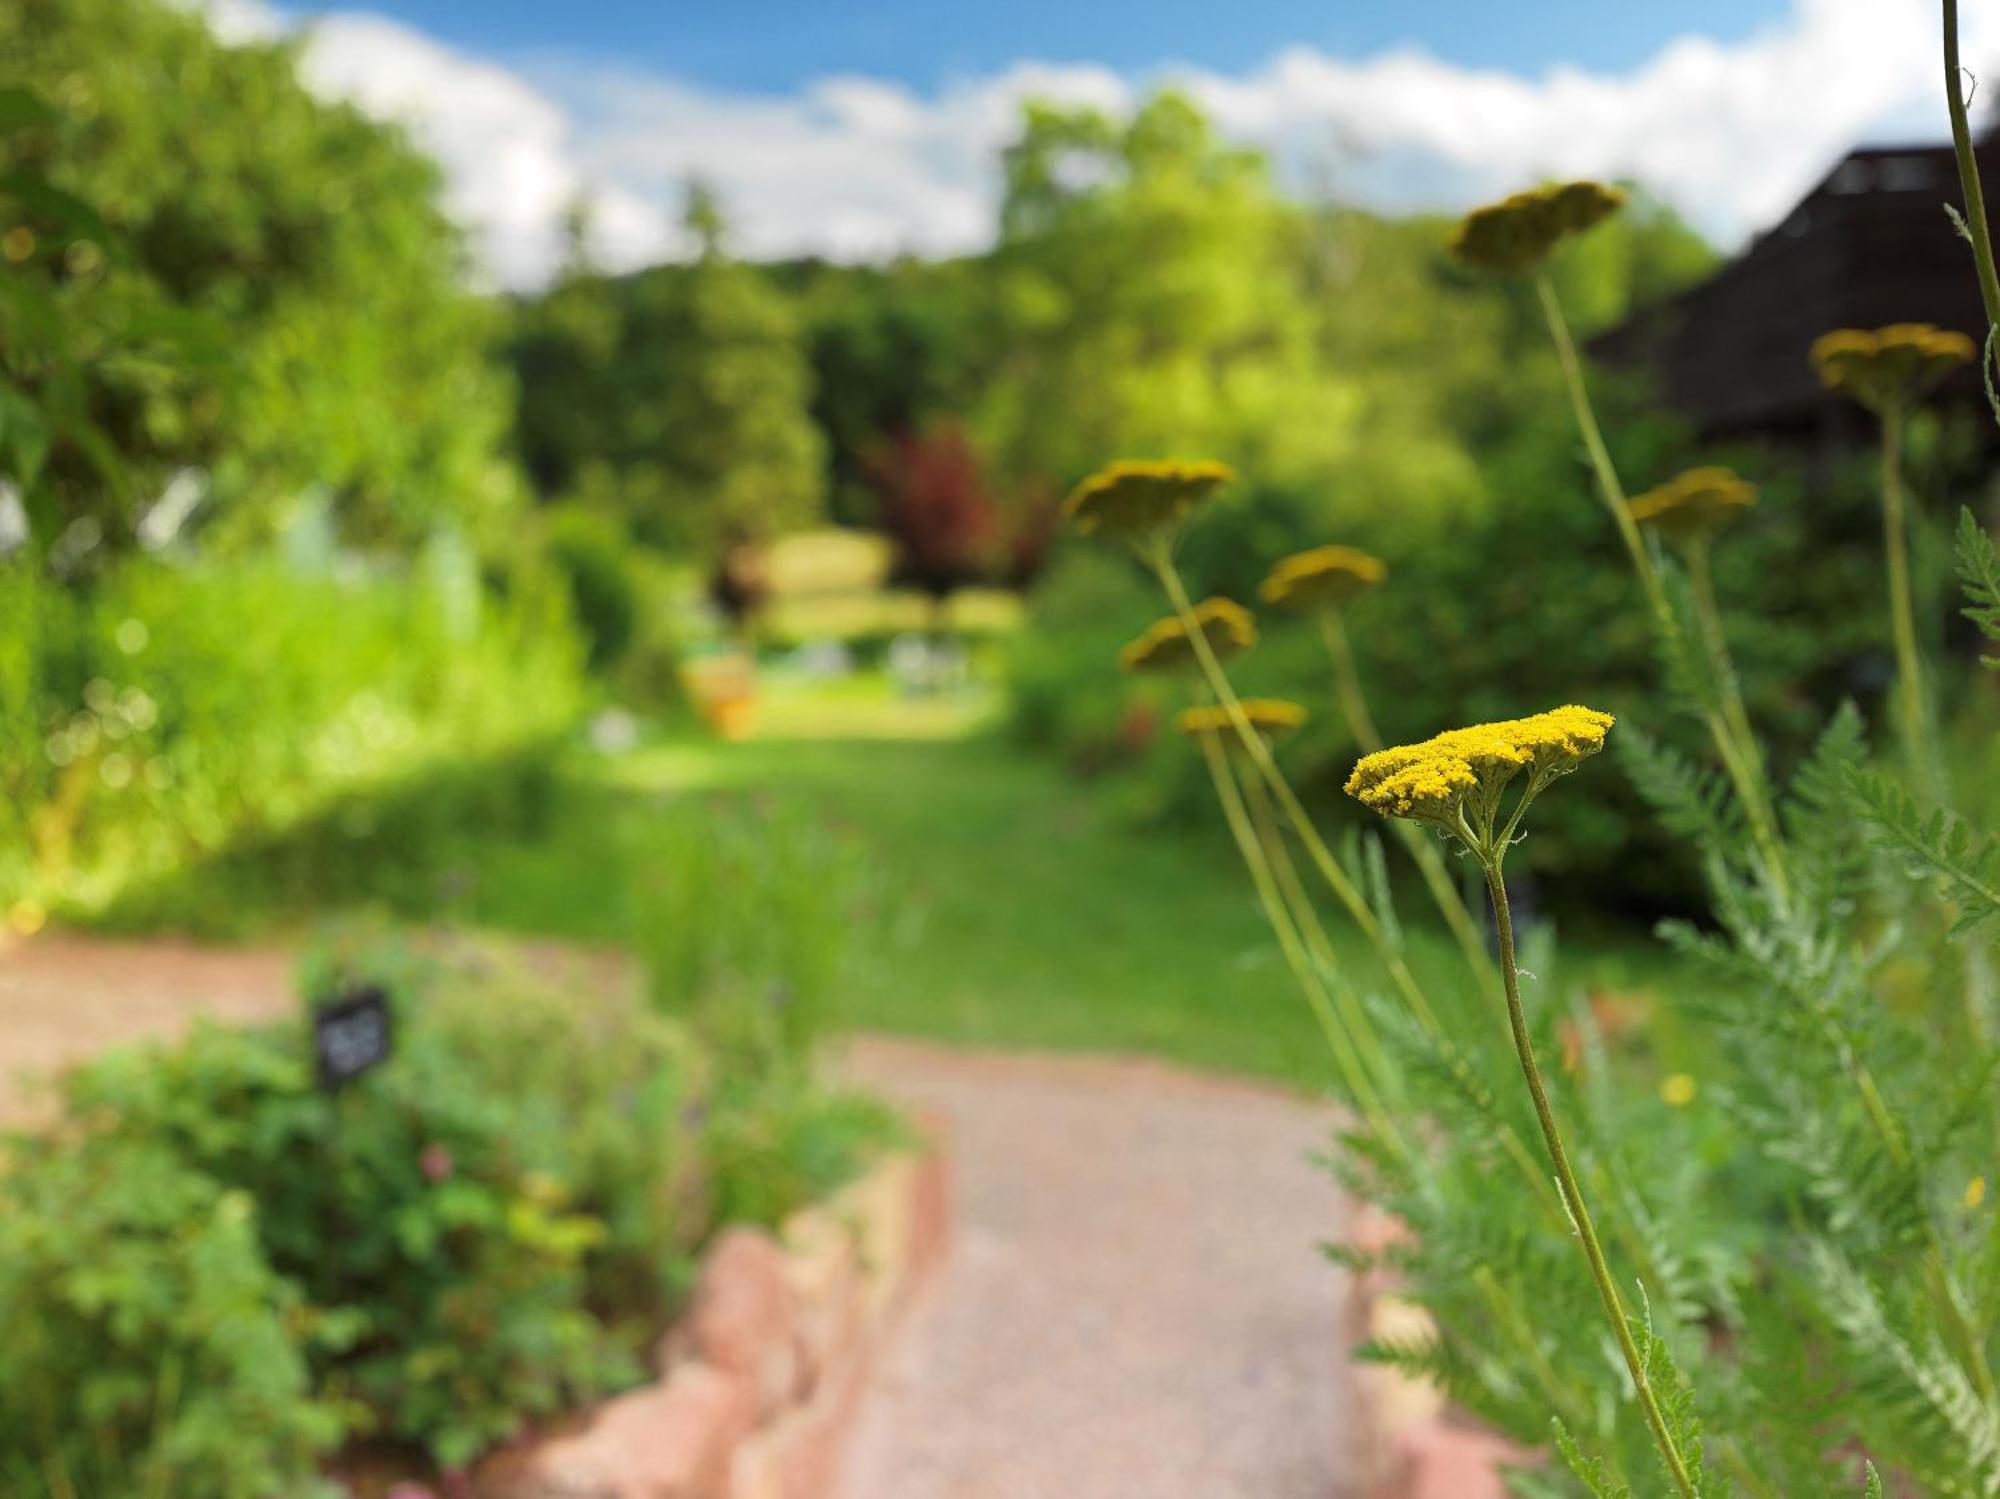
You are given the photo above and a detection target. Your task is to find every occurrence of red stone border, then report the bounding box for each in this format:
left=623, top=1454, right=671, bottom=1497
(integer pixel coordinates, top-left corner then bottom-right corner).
left=1344, top=1203, right=1529, bottom=1499
left=476, top=1133, right=952, bottom=1499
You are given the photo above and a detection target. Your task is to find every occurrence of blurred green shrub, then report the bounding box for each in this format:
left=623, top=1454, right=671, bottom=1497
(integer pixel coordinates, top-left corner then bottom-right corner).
left=46, top=945, right=679, bottom=1470
left=0, top=0, right=521, bottom=557
left=633, top=794, right=863, bottom=1070
left=545, top=506, right=641, bottom=672
left=0, top=550, right=585, bottom=920
left=631, top=794, right=907, bottom=1231
left=1007, top=414, right=1967, bottom=915
left=0, top=1141, right=344, bottom=1498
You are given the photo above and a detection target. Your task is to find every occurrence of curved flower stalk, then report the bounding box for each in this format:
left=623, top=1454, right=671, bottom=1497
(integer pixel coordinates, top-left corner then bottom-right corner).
left=1067, top=460, right=1569, bottom=1221
left=1944, top=0, right=2000, bottom=395
left=1348, top=707, right=1711, bottom=1499
left=1629, top=467, right=1763, bottom=781
left=1450, top=185, right=1790, bottom=902
left=1177, top=702, right=1406, bottom=1152
left=1811, top=324, right=1975, bottom=794
left=1064, top=459, right=1443, bottom=1030
left=1260, top=546, right=1495, bottom=987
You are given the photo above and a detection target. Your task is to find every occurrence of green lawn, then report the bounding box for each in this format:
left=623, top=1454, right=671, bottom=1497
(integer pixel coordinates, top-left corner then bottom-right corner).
left=439, top=675, right=1690, bottom=1090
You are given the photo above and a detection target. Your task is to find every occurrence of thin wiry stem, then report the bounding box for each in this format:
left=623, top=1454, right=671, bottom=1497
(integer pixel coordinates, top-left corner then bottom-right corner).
left=1945, top=0, right=2000, bottom=334
left=1150, top=542, right=1568, bottom=1224
left=1196, top=728, right=1404, bottom=1150
left=1535, top=272, right=1791, bottom=904
left=1877, top=404, right=1938, bottom=798
left=1147, top=544, right=1441, bottom=1030
left=1683, top=537, right=1764, bottom=790
left=1482, top=855, right=1704, bottom=1499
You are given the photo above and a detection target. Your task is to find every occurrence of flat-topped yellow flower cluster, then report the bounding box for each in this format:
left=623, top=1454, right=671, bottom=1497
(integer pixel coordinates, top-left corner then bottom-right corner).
left=1118, top=597, right=1257, bottom=674
left=1449, top=181, right=1626, bottom=277
left=1628, top=466, right=1757, bottom=545
left=1175, top=698, right=1307, bottom=740
left=1063, top=459, right=1236, bottom=542
left=1259, top=546, right=1386, bottom=611
left=1345, top=705, right=1615, bottom=824
left=1809, top=323, right=1975, bottom=412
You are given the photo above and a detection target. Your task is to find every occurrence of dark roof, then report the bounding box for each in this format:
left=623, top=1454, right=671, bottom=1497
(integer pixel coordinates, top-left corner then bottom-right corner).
left=1591, top=140, right=2000, bottom=442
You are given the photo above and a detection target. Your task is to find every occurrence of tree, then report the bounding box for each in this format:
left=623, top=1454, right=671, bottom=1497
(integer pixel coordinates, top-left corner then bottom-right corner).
left=867, top=424, right=1000, bottom=600
left=508, top=186, right=825, bottom=558
left=0, top=0, right=520, bottom=557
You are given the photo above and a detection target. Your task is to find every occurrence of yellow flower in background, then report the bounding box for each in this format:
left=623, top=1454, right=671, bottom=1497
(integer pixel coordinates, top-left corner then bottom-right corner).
left=1809, top=323, right=1975, bottom=413
left=1449, top=181, right=1626, bottom=277
left=8, top=899, right=47, bottom=937
left=1660, top=1073, right=1698, bottom=1108
left=1063, top=458, right=1236, bottom=543
left=1345, top=705, right=1615, bottom=826
left=1119, top=597, right=1257, bottom=674
left=1259, top=546, right=1387, bottom=612
left=1629, top=467, right=1758, bottom=547
left=1177, top=698, right=1308, bottom=742
left=1969, top=1176, right=1988, bottom=1210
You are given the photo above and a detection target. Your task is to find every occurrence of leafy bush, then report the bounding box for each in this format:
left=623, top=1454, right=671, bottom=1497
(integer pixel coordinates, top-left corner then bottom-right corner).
left=0, top=1141, right=343, bottom=1498
left=50, top=943, right=687, bottom=1471
left=545, top=506, right=642, bottom=672
left=633, top=793, right=864, bottom=1070
left=0, top=0, right=518, bottom=555
left=0, top=549, right=584, bottom=923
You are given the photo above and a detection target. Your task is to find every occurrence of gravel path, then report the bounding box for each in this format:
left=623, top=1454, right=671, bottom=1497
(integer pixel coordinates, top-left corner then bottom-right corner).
left=840, top=1036, right=1355, bottom=1499
left=0, top=933, right=293, bottom=1125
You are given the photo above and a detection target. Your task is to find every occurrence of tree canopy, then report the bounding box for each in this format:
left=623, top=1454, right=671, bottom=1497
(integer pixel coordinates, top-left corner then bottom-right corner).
left=0, top=0, right=519, bottom=559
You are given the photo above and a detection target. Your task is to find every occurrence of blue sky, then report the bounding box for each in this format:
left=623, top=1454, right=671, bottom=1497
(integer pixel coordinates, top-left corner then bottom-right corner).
left=305, top=0, right=1785, bottom=95
left=223, top=0, right=1977, bottom=286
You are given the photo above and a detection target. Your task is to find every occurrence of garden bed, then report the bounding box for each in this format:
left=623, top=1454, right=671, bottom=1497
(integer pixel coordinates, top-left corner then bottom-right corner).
left=0, top=930, right=914, bottom=1498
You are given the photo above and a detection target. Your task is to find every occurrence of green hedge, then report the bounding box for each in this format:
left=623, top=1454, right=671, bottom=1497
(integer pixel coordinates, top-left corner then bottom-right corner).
left=0, top=549, right=586, bottom=922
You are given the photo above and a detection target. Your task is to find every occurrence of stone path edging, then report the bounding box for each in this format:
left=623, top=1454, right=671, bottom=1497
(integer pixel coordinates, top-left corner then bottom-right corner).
left=1344, top=1202, right=1528, bottom=1499
left=476, top=1134, right=951, bottom=1499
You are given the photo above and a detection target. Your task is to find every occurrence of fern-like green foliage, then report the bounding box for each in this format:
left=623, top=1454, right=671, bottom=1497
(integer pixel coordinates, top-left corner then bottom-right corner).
left=1958, top=508, right=2000, bottom=661
left=1845, top=767, right=2000, bottom=933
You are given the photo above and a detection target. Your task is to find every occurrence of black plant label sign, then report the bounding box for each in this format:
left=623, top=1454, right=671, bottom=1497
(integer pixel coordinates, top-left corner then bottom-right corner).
left=313, top=985, right=392, bottom=1092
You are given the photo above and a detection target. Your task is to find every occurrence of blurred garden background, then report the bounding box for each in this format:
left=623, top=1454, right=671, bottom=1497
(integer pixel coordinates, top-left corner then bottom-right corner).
left=6, top=0, right=2000, bottom=1493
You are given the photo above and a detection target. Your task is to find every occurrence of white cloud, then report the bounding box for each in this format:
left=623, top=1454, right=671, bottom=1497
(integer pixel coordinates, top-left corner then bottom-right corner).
left=193, top=0, right=2000, bottom=289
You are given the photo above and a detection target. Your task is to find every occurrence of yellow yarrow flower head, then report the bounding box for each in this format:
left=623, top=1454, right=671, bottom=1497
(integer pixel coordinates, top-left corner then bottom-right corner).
left=1259, top=546, right=1386, bottom=612
left=1809, top=323, right=1975, bottom=413
left=1967, top=1175, right=1987, bottom=1210
left=1176, top=698, right=1307, bottom=743
left=1063, top=459, right=1236, bottom=545
left=1449, top=181, right=1626, bottom=277
left=1118, top=597, right=1257, bottom=674
left=1660, top=1073, right=1698, bottom=1108
left=1344, top=705, right=1614, bottom=835
left=1628, top=466, right=1758, bottom=547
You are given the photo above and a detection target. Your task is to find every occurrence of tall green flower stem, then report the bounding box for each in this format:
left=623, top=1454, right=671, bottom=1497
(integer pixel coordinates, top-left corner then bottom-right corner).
left=1150, top=544, right=1569, bottom=1224
left=1945, top=0, right=2000, bottom=336
left=1535, top=272, right=1791, bottom=903
left=1680, top=536, right=1764, bottom=791
left=1146, top=545, right=1440, bottom=1032
left=1875, top=404, right=1940, bottom=797
left=1194, top=728, right=1404, bottom=1150
left=1319, top=608, right=1496, bottom=988
left=1471, top=816, right=1705, bottom=1499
